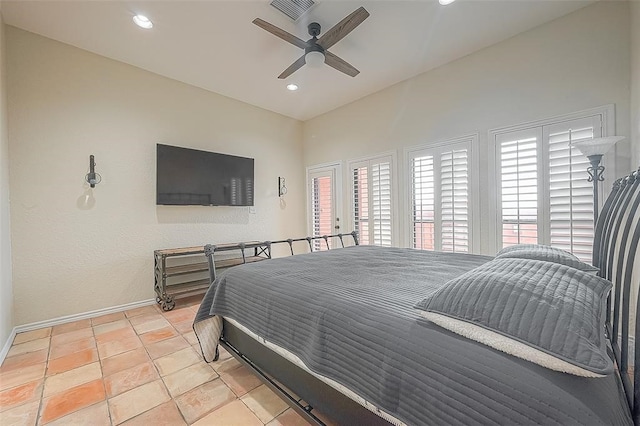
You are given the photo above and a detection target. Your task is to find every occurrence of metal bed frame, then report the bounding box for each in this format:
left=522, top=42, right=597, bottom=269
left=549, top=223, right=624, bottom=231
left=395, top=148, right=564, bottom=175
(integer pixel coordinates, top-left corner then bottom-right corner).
left=593, top=168, right=640, bottom=423
left=204, top=231, right=359, bottom=282
left=204, top=169, right=640, bottom=425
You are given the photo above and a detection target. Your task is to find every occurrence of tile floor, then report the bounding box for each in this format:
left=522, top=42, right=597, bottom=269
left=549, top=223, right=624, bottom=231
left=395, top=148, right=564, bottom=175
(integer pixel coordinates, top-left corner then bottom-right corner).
left=0, top=297, right=315, bottom=425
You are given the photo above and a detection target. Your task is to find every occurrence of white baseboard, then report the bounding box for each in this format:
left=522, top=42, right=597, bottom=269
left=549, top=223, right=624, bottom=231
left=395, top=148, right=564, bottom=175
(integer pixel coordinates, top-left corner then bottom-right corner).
left=0, top=327, right=17, bottom=366
left=14, top=298, right=157, bottom=333
left=0, top=298, right=157, bottom=366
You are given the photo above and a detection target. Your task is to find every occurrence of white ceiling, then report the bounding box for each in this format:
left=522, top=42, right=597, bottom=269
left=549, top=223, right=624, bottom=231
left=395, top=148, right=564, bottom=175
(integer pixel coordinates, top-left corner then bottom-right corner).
left=1, top=0, right=595, bottom=121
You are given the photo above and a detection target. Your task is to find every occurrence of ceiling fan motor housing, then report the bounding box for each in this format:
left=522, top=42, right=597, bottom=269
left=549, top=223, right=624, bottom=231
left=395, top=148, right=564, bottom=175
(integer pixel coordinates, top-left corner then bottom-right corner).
left=306, top=22, right=324, bottom=56
left=308, top=22, right=321, bottom=37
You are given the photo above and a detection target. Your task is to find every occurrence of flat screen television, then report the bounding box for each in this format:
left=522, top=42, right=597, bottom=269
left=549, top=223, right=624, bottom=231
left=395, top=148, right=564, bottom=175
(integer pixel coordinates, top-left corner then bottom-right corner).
left=156, top=144, right=254, bottom=206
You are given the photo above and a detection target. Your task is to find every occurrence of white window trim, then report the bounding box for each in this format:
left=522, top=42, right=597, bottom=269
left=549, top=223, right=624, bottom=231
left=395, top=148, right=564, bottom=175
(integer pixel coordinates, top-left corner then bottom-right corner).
left=346, top=150, right=399, bottom=246
left=487, top=104, right=615, bottom=255
left=403, top=134, right=480, bottom=253
left=306, top=161, right=343, bottom=238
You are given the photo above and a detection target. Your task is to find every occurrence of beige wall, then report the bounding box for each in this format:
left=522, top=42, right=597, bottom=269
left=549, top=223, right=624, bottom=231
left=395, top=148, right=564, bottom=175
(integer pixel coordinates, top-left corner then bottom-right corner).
left=632, top=1, right=640, bottom=168
left=303, top=1, right=632, bottom=254
left=0, top=14, right=14, bottom=346
left=7, top=27, right=305, bottom=325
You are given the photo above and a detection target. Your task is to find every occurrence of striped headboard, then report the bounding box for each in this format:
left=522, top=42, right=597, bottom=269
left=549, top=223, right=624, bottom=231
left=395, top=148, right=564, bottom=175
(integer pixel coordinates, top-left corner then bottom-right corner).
left=593, top=168, right=640, bottom=422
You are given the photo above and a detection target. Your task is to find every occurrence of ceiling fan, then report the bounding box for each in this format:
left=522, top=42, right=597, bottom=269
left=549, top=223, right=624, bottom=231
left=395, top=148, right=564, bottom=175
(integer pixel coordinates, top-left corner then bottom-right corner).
left=253, top=6, right=370, bottom=79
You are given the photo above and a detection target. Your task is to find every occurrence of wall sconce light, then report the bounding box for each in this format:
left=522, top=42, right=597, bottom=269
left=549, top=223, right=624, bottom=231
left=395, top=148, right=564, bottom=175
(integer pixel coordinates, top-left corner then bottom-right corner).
left=278, top=177, right=287, bottom=197
left=85, top=155, right=102, bottom=188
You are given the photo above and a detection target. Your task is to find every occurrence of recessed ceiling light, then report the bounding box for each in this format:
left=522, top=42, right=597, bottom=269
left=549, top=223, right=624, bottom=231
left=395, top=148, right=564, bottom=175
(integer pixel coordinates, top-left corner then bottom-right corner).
left=286, top=83, right=299, bottom=91
left=133, top=15, right=153, bottom=29
left=439, top=0, right=456, bottom=4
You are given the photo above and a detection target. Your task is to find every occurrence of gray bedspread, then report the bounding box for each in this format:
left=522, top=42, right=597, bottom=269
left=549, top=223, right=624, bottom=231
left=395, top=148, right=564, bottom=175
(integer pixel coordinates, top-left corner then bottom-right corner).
left=194, top=245, right=632, bottom=425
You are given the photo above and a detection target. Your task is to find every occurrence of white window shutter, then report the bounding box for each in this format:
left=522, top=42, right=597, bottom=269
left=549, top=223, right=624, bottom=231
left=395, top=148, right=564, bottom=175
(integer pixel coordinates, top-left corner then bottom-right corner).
left=546, top=118, right=600, bottom=262
left=441, top=149, right=469, bottom=253
left=350, top=156, right=394, bottom=247
left=353, top=166, right=370, bottom=245
left=498, top=132, right=539, bottom=248
left=411, top=155, right=435, bottom=250
left=371, top=162, right=393, bottom=246
left=408, top=138, right=473, bottom=253
left=494, top=113, right=603, bottom=261
left=311, top=175, right=333, bottom=251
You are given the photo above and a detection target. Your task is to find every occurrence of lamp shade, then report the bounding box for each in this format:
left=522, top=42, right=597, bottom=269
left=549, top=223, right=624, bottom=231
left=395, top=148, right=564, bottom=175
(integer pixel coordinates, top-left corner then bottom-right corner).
left=570, top=136, right=625, bottom=157
left=305, top=51, right=325, bottom=68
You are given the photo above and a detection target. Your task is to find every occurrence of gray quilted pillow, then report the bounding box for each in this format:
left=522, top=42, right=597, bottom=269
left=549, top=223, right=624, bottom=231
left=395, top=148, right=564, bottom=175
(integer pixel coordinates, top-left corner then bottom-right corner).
left=495, top=244, right=599, bottom=274
left=415, top=258, right=613, bottom=377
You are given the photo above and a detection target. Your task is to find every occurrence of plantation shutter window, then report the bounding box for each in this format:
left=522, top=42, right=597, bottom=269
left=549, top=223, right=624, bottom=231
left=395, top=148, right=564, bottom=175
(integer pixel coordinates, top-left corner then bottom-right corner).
left=441, top=150, right=470, bottom=253
left=371, top=162, right=393, bottom=246
left=310, top=173, right=334, bottom=251
left=545, top=117, right=600, bottom=262
left=350, top=156, right=394, bottom=246
left=494, top=113, right=603, bottom=261
left=497, top=129, right=540, bottom=247
left=408, top=138, right=473, bottom=253
left=353, top=166, right=370, bottom=245
left=411, top=155, right=435, bottom=250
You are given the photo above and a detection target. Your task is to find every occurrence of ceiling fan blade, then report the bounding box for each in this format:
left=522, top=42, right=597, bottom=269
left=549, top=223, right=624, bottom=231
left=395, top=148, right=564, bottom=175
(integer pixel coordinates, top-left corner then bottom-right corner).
left=278, top=55, right=307, bottom=79
left=324, top=51, right=359, bottom=77
left=317, top=7, right=370, bottom=50
left=253, top=18, right=308, bottom=49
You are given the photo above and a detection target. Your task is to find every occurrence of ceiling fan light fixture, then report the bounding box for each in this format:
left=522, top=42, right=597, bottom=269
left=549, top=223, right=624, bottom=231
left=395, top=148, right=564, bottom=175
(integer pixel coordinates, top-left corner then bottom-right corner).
left=305, top=50, right=325, bottom=68
left=253, top=7, right=368, bottom=78
left=133, top=14, right=153, bottom=29
left=439, top=0, right=456, bottom=5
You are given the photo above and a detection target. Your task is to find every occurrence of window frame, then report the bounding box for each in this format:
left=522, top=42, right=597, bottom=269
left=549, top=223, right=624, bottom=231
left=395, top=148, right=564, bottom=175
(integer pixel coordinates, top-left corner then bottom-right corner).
left=403, top=134, right=480, bottom=253
left=306, top=162, right=343, bottom=248
left=488, top=104, right=615, bottom=255
left=346, top=151, right=398, bottom=247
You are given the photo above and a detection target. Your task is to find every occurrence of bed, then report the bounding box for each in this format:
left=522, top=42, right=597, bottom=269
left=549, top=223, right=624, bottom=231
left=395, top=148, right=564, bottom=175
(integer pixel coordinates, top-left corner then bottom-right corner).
left=194, top=168, right=640, bottom=426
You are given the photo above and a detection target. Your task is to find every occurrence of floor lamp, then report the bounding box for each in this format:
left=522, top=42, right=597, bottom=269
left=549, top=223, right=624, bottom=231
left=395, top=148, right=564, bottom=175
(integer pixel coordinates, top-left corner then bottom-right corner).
left=570, top=136, right=625, bottom=225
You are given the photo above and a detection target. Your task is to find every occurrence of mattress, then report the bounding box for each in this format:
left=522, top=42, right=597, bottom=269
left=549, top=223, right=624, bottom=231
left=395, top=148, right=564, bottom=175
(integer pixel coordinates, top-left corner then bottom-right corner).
left=194, top=245, right=632, bottom=425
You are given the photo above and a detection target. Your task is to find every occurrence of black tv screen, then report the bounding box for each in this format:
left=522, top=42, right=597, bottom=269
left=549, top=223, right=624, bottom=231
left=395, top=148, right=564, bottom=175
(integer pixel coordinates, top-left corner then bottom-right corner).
left=156, top=144, right=254, bottom=206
